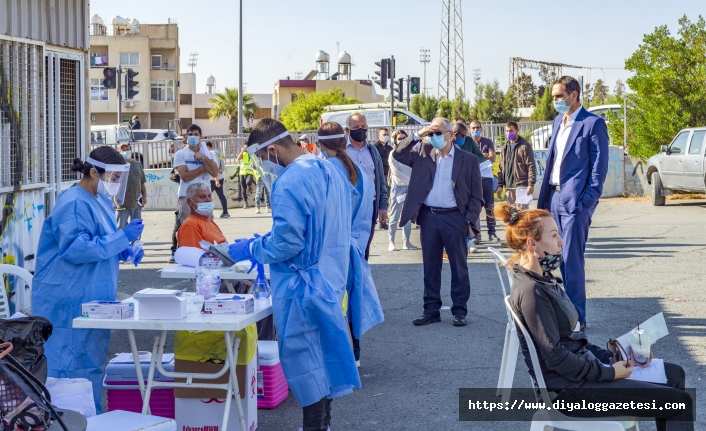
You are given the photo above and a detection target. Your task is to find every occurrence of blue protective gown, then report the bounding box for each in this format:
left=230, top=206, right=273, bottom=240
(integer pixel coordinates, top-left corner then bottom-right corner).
left=250, top=154, right=360, bottom=408
left=329, top=158, right=384, bottom=338
left=32, top=186, right=130, bottom=414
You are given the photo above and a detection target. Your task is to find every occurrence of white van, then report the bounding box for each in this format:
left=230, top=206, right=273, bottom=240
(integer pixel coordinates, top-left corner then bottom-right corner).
left=320, top=103, right=429, bottom=129
left=90, top=124, right=132, bottom=146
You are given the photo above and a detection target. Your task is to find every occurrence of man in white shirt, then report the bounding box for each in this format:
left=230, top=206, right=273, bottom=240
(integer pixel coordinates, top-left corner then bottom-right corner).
left=168, top=124, right=219, bottom=261
left=537, top=76, right=610, bottom=331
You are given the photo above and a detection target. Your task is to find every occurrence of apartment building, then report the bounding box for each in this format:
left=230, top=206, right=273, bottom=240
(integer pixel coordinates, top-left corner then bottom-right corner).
left=89, top=16, right=180, bottom=129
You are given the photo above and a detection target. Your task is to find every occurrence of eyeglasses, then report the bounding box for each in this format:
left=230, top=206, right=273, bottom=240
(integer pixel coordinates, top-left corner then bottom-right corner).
left=428, top=131, right=444, bottom=136
left=454, top=132, right=466, bottom=137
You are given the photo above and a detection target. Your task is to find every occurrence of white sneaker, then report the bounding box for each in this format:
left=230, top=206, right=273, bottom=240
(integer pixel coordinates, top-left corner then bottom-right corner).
left=356, top=360, right=360, bottom=368
left=255, top=207, right=261, bottom=214
left=388, top=242, right=396, bottom=251
left=468, top=241, right=478, bottom=254
left=402, top=242, right=418, bottom=250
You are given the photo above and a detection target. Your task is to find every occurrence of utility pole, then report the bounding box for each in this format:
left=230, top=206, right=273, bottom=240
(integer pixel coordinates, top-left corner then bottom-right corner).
left=389, top=55, right=395, bottom=128
left=117, top=66, right=122, bottom=124
left=406, top=75, right=411, bottom=111
left=420, top=48, right=430, bottom=95
left=237, top=0, right=243, bottom=135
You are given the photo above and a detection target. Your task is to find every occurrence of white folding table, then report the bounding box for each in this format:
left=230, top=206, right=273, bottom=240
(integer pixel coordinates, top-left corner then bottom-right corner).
left=159, top=264, right=270, bottom=280
left=73, top=296, right=272, bottom=431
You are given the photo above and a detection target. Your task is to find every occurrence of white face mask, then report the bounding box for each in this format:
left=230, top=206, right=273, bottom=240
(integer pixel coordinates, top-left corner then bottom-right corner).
left=191, top=199, right=215, bottom=216
left=98, top=180, right=120, bottom=197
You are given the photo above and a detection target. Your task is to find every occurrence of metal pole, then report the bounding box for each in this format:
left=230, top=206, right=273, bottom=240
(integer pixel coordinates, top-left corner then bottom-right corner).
left=237, top=0, right=243, bottom=135
left=117, top=65, right=122, bottom=124
left=390, top=55, right=395, bottom=128
left=406, top=74, right=411, bottom=111
left=624, top=96, right=627, bottom=153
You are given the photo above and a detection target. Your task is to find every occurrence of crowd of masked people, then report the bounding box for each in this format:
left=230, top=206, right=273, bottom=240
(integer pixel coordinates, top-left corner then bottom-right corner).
left=29, top=76, right=692, bottom=431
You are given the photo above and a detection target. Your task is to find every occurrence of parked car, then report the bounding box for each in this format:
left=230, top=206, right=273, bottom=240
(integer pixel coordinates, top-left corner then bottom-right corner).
left=90, top=124, right=132, bottom=146
left=528, top=104, right=624, bottom=149
left=320, top=102, right=429, bottom=129
left=90, top=125, right=178, bottom=168
left=647, top=127, right=706, bottom=205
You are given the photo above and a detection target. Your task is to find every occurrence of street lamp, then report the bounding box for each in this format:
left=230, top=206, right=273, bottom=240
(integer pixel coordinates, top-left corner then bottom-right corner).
left=237, top=0, right=243, bottom=135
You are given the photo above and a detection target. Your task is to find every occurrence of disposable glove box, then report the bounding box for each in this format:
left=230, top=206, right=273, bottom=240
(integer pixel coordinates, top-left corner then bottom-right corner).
left=132, top=289, right=187, bottom=320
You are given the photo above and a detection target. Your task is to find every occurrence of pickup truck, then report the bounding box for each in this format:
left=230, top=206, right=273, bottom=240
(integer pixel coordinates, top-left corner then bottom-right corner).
left=647, top=126, right=706, bottom=205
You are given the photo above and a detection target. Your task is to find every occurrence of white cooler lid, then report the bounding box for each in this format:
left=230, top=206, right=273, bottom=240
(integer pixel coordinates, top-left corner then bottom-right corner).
left=87, top=410, right=176, bottom=431
left=258, top=340, right=280, bottom=366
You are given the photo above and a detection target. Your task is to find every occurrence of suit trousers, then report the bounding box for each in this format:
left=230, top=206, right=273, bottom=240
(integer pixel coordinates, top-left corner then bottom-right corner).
left=549, top=190, right=592, bottom=324
left=418, top=205, right=471, bottom=317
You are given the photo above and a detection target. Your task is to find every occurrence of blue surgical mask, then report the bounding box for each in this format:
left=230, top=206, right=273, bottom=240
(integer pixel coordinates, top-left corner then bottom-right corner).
left=553, top=95, right=573, bottom=114
left=470, top=130, right=482, bottom=138
left=190, top=199, right=215, bottom=216
left=122, top=151, right=132, bottom=159
left=381, top=135, right=390, bottom=143
left=187, top=136, right=200, bottom=146
left=430, top=134, right=447, bottom=150
left=455, top=137, right=465, bottom=146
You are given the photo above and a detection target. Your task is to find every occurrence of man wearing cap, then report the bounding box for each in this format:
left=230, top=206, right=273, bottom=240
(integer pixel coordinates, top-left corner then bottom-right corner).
left=116, top=143, right=147, bottom=231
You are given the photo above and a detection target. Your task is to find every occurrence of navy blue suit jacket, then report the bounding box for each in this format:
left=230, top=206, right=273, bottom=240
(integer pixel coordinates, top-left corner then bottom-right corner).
left=537, top=107, right=609, bottom=214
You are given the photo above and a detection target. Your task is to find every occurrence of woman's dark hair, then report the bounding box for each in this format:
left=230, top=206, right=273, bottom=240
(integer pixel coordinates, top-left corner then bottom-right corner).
left=246, top=118, right=295, bottom=148
left=71, top=146, right=126, bottom=177
left=317, top=122, right=359, bottom=186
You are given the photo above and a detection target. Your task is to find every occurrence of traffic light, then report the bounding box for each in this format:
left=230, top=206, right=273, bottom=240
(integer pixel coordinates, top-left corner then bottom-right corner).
left=374, top=58, right=389, bottom=89
left=392, top=78, right=404, bottom=102
left=388, top=57, right=395, bottom=81
left=410, top=77, right=421, bottom=94
left=125, top=68, right=139, bottom=99
left=102, top=67, right=116, bottom=89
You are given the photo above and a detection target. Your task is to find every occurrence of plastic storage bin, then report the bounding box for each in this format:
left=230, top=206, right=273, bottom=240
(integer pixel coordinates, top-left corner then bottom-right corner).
left=257, top=341, right=288, bottom=409
left=103, top=354, right=175, bottom=418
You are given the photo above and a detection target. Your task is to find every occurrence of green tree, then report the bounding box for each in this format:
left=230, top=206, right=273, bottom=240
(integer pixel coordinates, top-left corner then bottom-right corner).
left=583, top=83, right=594, bottom=107
left=616, top=15, right=706, bottom=160
left=280, top=88, right=361, bottom=130
left=469, top=80, right=519, bottom=123
left=530, top=85, right=558, bottom=121
left=451, top=89, right=471, bottom=120
left=591, top=79, right=610, bottom=106
left=437, top=99, right=453, bottom=119
left=511, top=73, right=538, bottom=107
left=614, top=79, right=626, bottom=96
left=208, top=87, right=259, bottom=134
left=410, top=94, right=440, bottom=121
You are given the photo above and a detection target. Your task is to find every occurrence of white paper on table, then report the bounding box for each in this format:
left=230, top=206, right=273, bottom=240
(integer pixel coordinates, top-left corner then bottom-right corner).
left=479, top=160, right=494, bottom=179
left=515, top=188, right=534, bottom=205
left=626, top=358, right=668, bottom=384
left=173, top=246, right=206, bottom=267
left=396, top=193, right=407, bottom=203
left=9, top=312, right=28, bottom=320
left=616, top=312, right=669, bottom=351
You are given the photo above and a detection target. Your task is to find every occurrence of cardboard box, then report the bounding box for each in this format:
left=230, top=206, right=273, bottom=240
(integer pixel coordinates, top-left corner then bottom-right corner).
left=81, top=301, right=134, bottom=319
left=174, top=359, right=248, bottom=399
left=204, top=296, right=254, bottom=315
left=175, top=353, right=257, bottom=431
left=86, top=410, right=176, bottom=431
left=133, top=289, right=187, bottom=320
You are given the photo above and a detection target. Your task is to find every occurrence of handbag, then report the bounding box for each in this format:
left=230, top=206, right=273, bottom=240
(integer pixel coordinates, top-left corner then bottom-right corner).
left=606, top=338, right=629, bottom=365
left=0, top=343, right=68, bottom=431
left=169, top=168, right=180, bottom=183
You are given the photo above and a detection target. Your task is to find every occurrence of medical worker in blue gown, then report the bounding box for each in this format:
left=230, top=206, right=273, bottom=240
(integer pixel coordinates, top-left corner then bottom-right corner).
left=316, top=122, right=384, bottom=368
left=33, top=147, right=145, bottom=413
left=228, top=119, right=359, bottom=431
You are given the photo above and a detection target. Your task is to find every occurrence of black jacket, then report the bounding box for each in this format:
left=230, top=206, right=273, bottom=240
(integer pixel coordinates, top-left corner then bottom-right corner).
left=509, top=265, right=615, bottom=388
left=374, top=141, right=392, bottom=179
left=392, top=135, right=483, bottom=228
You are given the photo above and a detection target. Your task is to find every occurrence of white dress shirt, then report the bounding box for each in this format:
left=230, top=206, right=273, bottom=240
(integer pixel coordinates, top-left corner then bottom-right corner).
left=551, top=106, right=583, bottom=185
left=423, top=144, right=457, bottom=208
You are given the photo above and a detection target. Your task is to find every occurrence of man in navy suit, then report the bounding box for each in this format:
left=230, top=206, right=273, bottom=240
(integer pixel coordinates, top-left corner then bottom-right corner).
left=537, top=76, right=609, bottom=330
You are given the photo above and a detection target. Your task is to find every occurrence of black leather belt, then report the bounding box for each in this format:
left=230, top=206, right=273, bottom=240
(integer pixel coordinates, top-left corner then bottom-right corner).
left=424, top=205, right=458, bottom=214
left=549, top=184, right=561, bottom=191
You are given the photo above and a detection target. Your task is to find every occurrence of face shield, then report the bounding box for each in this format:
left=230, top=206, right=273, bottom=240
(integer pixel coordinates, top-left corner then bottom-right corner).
left=315, top=134, right=346, bottom=160
left=246, top=131, right=290, bottom=192
left=87, top=157, right=130, bottom=206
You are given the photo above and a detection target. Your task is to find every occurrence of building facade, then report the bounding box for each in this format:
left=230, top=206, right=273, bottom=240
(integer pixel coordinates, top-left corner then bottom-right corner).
left=273, top=79, right=382, bottom=119
left=89, top=18, right=180, bottom=129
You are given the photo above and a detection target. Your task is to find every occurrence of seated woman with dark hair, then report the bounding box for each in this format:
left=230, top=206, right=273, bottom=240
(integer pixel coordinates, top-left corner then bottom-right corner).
left=495, top=203, right=693, bottom=431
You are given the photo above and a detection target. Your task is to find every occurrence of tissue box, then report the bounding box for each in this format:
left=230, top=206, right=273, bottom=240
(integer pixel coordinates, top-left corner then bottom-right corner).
left=133, top=289, right=187, bottom=320
left=81, top=301, right=134, bottom=319
left=204, top=296, right=254, bottom=315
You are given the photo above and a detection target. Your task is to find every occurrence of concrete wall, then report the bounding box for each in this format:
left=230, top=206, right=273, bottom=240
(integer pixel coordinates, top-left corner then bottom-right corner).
left=143, top=165, right=264, bottom=211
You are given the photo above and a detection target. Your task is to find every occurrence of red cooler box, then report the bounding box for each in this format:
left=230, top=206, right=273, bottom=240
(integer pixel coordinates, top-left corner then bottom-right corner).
left=257, top=341, right=288, bottom=409
left=103, top=353, right=175, bottom=418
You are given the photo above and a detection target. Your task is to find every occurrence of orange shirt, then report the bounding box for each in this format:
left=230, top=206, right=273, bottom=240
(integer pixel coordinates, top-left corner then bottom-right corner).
left=177, top=214, right=227, bottom=248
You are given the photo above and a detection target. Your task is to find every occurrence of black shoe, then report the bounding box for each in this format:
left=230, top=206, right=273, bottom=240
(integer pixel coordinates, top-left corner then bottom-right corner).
left=220, top=213, right=230, bottom=219
left=453, top=315, right=468, bottom=326
left=489, top=234, right=500, bottom=242
left=413, top=314, right=441, bottom=326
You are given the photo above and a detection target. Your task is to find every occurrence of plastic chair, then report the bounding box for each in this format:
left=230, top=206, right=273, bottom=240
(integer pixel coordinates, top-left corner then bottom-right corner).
left=503, top=296, right=639, bottom=431
left=488, top=247, right=519, bottom=403
left=0, top=264, right=33, bottom=316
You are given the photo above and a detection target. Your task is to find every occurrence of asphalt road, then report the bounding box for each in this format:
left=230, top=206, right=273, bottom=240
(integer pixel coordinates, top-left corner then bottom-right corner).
left=110, top=197, right=706, bottom=431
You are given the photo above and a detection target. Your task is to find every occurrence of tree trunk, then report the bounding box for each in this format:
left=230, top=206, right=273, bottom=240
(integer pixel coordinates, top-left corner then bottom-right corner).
left=229, top=116, right=238, bottom=134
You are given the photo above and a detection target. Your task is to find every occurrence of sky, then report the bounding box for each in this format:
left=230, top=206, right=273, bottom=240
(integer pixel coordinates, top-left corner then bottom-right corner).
left=91, top=0, right=705, bottom=100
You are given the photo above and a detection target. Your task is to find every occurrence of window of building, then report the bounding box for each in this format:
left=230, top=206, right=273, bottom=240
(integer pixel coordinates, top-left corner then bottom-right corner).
left=179, top=94, right=192, bottom=105
left=151, top=53, right=162, bottom=69
left=90, top=79, right=109, bottom=101
left=195, top=108, right=210, bottom=120
left=151, top=80, right=175, bottom=102
left=119, top=52, right=140, bottom=66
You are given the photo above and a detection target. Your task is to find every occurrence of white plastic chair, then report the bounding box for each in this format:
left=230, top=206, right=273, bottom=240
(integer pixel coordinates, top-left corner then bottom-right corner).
left=488, top=247, right=519, bottom=403
left=503, top=296, right=639, bottom=431
left=0, top=264, right=33, bottom=316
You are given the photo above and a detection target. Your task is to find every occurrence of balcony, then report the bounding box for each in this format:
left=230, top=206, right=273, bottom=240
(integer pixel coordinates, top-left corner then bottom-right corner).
left=151, top=65, right=176, bottom=71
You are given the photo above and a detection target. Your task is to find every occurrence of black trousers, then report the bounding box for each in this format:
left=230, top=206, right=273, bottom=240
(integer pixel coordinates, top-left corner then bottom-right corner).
left=302, top=397, right=332, bottom=431
left=240, top=174, right=254, bottom=204
left=364, top=203, right=377, bottom=261
left=418, top=205, right=470, bottom=317
left=210, top=179, right=229, bottom=215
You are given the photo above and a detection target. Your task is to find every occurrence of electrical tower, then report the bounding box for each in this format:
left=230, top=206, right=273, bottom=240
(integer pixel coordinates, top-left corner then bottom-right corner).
left=188, top=52, right=199, bottom=72
left=438, top=0, right=465, bottom=99
left=508, top=57, right=584, bottom=106
left=420, top=48, right=430, bottom=95
left=472, top=69, right=481, bottom=86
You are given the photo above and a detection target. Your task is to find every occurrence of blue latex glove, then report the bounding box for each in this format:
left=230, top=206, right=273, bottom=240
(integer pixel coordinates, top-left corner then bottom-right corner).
left=228, top=238, right=253, bottom=263
left=123, top=219, right=144, bottom=242
left=119, top=248, right=131, bottom=262
left=133, top=248, right=144, bottom=267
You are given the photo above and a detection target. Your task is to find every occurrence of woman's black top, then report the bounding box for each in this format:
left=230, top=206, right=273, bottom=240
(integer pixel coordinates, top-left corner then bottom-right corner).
left=509, top=265, right=615, bottom=388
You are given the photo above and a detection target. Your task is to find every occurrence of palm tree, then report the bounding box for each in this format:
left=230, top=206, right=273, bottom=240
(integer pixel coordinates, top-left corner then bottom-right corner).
left=208, top=87, right=259, bottom=134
